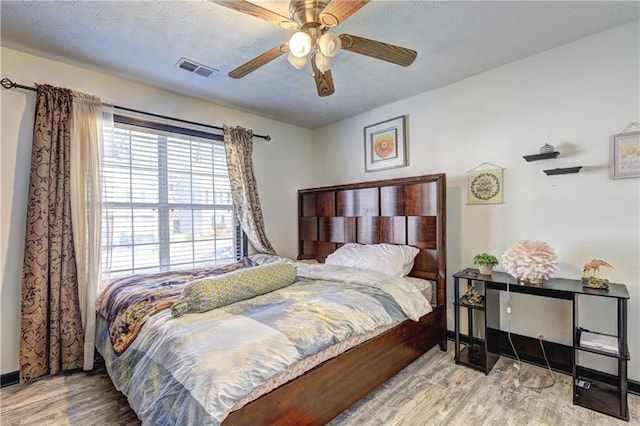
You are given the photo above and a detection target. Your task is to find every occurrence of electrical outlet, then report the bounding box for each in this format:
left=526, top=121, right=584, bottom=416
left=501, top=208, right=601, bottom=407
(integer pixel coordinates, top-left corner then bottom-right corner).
left=577, top=380, right=591, bottom=389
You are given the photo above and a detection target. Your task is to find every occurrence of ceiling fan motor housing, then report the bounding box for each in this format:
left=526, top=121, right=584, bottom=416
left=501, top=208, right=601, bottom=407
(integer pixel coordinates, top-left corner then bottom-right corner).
left=289, top=0, right=332, bottom=27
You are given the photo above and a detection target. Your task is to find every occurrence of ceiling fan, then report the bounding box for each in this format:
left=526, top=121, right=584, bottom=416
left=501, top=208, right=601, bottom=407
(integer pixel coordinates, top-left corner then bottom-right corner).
left=213, top=0, right=417, bottom=97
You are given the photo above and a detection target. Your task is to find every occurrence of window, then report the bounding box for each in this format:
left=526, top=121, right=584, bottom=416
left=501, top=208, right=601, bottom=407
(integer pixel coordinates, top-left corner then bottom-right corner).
left=101, top=115, right=244, bottom=279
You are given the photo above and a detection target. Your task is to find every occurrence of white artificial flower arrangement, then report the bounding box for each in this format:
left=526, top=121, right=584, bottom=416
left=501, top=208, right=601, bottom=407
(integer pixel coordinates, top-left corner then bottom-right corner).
left=501, top=240, right=558, bottom=284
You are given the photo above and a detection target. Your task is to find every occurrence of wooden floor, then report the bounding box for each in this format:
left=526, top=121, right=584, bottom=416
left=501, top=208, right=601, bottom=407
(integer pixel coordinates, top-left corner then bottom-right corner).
left=1, top=345, right=637, bottom=425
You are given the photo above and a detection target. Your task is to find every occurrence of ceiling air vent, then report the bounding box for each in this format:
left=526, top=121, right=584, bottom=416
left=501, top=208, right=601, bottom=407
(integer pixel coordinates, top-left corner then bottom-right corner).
left=175, top=57, right=218, bottom=78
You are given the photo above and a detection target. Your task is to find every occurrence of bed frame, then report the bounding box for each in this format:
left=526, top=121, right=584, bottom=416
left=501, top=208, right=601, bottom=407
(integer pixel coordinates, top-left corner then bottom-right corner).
left=224, top=174, right=447, bottom=426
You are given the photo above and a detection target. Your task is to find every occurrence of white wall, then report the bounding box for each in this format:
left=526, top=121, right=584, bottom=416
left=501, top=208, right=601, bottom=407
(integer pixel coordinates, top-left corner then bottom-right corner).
left=0, top=47, right=313, bottom=375
left=311, top=22, right=640, bottom=379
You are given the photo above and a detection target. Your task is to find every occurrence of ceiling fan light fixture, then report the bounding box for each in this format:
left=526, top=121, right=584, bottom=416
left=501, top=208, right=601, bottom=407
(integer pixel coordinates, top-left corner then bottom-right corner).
left=287, top=52, right=308, bottom=70
left=314, top=52, right=333, bottom=73
left=318, top=32, right=341, bottom=58
left=289, top=31, right=312, bottom=58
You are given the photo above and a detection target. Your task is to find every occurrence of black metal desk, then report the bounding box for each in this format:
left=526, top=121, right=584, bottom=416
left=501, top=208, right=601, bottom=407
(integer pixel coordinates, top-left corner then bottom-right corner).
left=453, top=268, right=630, bottom=420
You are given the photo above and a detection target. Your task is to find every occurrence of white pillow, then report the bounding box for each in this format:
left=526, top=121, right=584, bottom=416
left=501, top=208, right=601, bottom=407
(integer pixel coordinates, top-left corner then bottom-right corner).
left=325, top=243, right=419, bottom=277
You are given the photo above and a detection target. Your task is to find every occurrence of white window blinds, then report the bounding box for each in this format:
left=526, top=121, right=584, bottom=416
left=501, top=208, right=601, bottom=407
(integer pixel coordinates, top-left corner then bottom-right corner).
left=101, top=117, right=242, bottom=279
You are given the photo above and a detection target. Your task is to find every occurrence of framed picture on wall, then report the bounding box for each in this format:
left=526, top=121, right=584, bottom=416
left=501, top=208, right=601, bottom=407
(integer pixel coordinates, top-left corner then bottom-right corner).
left=610, top=130, right=640, bottom=179
left=467, top=163, right=505, bottom=205
left=364, top=115, right=407, bottom=172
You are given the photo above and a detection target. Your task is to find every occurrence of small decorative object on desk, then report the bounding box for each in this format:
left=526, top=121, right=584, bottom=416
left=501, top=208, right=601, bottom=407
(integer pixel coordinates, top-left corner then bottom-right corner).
left=581, top=258, right=614, bottom=290
left=472, top=252, right=499, bottom=275
left=460, top=268, right=478, bottom=278
left=501, top=240, right=558, bottom=285
left=539, top=143, right=555, bottom=154
left=462, top=282, right=485, bottom=307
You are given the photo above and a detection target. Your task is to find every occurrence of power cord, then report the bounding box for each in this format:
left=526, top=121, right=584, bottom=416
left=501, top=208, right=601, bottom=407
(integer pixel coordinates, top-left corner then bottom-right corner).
left=506, top=277, right=556, bottom=390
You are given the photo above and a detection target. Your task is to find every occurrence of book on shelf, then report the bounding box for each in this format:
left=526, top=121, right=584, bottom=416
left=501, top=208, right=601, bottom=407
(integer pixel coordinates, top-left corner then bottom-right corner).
left=579, top=329, right=619, bottom=355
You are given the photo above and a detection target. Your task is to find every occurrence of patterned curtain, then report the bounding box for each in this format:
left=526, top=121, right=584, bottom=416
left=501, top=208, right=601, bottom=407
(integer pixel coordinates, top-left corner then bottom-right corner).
left=20, top=85, right=84, bottom=382
left=223, top=125, right=276, bottom=255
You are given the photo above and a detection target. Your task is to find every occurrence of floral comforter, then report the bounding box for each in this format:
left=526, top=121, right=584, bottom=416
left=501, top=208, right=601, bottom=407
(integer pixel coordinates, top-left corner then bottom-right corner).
left=96, top=258, right=257, bottom=355
left=96, top=257, right=431, bottom=425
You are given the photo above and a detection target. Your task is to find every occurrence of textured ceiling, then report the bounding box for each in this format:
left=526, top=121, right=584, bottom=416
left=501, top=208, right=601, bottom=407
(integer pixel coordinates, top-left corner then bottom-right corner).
left=1, top=1, right=638, bottom=128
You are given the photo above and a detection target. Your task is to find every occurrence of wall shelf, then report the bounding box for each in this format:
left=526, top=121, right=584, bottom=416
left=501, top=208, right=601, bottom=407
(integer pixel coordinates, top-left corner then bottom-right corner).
left=523, top=151, right=560, bottom=161
left=543, top=166, right=582, bottom=175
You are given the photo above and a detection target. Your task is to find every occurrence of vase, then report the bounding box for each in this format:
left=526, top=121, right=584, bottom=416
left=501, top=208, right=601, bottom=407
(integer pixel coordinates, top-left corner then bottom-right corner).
left=539, top=143, right=554, bottom=154
left=478, top=265, right=493, bottom=275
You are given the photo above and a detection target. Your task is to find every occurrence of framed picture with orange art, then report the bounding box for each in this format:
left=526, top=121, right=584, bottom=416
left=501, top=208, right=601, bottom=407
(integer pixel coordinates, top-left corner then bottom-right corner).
left=364, top=115, right=407, bottom=172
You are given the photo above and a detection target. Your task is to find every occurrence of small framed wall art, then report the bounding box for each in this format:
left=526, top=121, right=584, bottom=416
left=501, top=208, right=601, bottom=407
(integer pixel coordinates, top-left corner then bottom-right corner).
left=364, top=115, right=407, bottom=172
left=467, top=162, right=505, bottom=205
left=610, top=128, right=640, bottom=179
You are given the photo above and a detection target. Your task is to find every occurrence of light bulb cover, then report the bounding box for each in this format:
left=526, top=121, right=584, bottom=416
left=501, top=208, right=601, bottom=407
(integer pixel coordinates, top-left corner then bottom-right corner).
left=287, top=52, right=308, bottom=70
left=315, top=52, right=333, bottom=73
left=289, top=32, right=312, bottom=58
left=318, top=32, right=341, bottom=58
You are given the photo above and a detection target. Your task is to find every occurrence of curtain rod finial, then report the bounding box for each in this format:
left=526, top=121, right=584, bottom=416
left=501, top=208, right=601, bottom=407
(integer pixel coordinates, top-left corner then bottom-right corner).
left=265, top=135, right=271, bottom=142
left=1, top=78, right=16, bottom=89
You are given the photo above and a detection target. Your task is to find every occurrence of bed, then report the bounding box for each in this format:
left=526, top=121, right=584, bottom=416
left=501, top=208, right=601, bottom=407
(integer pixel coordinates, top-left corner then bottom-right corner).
left=96, top=173, right=446, bottom=425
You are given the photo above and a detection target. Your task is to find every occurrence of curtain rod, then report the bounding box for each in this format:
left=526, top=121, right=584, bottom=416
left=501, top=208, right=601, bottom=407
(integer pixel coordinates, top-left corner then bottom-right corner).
left=1, top=78, right=271, bottom=141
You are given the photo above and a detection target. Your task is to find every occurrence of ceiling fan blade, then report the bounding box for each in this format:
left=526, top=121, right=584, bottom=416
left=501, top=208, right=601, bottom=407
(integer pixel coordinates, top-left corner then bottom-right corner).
left=319, top=0, right=370, bottom=27
left=213, top=0, right=297, bottom=29
left=228, top=44, right=288, bottom=79
left=311, top=58, right=335, bottom=97
left=339, top=34, right=417, bottom=67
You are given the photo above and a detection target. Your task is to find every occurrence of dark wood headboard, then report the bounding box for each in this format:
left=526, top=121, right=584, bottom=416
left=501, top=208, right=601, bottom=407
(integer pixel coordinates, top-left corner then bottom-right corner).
left=297, top=174, right=446, bottom=307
